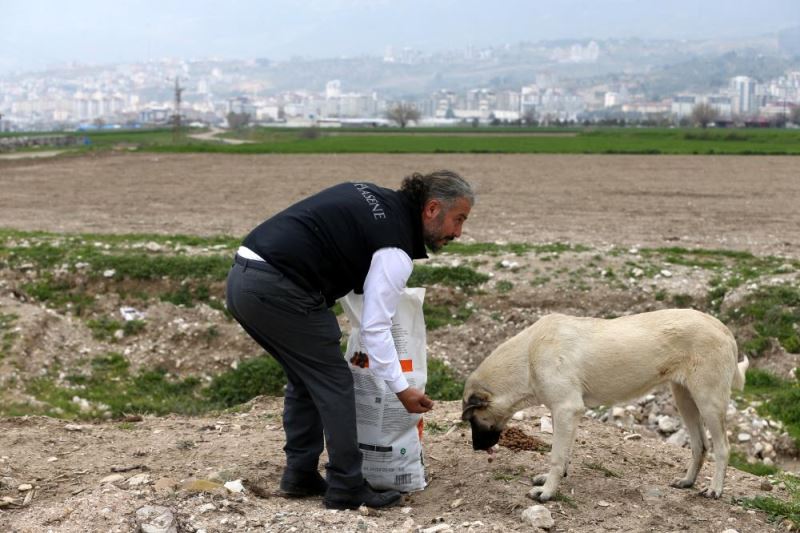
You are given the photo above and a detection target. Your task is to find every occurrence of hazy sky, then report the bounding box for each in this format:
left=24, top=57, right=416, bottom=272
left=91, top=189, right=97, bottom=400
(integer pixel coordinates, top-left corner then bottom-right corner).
left=2, top=0, right=799, bottom=73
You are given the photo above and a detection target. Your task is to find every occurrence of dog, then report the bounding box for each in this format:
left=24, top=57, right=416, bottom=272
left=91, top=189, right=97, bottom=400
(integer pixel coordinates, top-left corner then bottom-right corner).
left=461, top=308, right=748, bottom=501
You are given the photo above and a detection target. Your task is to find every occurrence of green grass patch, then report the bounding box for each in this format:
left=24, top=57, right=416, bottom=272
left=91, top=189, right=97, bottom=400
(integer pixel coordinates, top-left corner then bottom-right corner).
left=426, top=358, right=465, bottom=401
left=424, top=303, right=473, bottom=330
left=22, top=277, right=95, bottom=315
left=0, top=312, right=18, bottom=359
left=205, top=356, right=287, bottom=407
left=443, top=242, right=590, bottom=256
left=86, top=317, right=146, bottom=340
left=6, top=352, right=290, bottom=419
left=135, top=127, right=800, bottom=155
left=739, top=474, right=800, bottom=529
left=727, top=285, right=800, bottom=357
left=744, top=368, right=800, bottom=444
left=729, top=450, right=779, bottom=477
left=410, top=264, right=489, bottom=289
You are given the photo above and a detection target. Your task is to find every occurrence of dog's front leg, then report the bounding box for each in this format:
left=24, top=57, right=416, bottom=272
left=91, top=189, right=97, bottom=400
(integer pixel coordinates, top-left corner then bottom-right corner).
left=529, top=400, right=584, bottom=502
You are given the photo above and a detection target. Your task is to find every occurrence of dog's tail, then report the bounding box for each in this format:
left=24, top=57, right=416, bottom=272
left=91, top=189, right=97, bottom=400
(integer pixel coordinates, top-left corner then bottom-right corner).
left=732, top=355, right=749, bottom=391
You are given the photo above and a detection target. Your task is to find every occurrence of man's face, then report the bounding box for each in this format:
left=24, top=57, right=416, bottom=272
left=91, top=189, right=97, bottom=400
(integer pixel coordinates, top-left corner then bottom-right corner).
left=422, top=196, right=471, bottom=252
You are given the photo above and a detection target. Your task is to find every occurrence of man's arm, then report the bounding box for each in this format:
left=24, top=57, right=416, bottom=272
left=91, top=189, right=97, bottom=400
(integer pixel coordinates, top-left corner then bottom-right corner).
left=361, top=248, right=434, bottom=414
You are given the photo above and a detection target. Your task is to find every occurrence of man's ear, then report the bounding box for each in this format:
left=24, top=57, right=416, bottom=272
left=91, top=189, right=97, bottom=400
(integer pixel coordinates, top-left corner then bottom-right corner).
left=461, top=393, right=489, bottom=421
left=422, top=198, right=442, bottom=222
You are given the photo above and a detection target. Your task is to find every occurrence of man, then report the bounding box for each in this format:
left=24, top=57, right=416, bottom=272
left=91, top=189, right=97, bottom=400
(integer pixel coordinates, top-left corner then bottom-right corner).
left=226, top=170, right=474, bottom=510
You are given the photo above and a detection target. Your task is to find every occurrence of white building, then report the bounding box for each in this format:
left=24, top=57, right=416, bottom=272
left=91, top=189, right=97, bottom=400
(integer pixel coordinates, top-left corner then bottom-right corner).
left=730, top=76, right=757, bottom=116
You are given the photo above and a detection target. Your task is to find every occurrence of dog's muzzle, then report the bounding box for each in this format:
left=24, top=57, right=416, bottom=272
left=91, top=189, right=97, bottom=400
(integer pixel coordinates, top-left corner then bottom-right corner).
left=468, top=417, right=502, bottom=450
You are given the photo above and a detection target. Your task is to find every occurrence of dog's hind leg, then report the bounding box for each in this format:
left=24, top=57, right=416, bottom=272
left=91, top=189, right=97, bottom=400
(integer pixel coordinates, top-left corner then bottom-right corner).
left=696, top=398, right=730, bottom=498
left=669, top=382, right=707, bottom=489
left=529, top=396, right=584, bottom=502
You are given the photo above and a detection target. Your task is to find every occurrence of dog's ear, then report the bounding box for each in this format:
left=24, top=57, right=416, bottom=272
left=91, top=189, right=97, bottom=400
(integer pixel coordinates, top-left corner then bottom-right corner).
left=461, top=393, right=489, bottom=421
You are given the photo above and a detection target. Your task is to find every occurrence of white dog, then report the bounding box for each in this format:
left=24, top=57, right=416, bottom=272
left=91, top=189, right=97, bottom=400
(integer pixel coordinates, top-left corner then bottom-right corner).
left=461, top=309, right=748, bottom=501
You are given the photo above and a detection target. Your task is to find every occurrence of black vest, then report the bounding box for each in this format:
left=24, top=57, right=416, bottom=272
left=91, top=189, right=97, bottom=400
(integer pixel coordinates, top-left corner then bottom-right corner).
left=242, top=182, right=428, bottom=306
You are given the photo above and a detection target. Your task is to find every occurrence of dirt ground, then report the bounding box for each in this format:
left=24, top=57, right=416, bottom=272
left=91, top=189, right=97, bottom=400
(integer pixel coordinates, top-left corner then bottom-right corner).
left=0, top=152, right=799, bottom=532
left=1, top=152, right=799, bottom=255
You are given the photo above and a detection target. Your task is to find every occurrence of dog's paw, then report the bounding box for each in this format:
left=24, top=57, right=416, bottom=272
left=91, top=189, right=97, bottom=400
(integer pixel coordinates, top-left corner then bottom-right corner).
left=699, top=488, right=722, bottom=499
left=527, top=487, right=553, bottom=502
left=670, top=478, right=694, bottom=489
left=531, top=474, right=547, bottom=486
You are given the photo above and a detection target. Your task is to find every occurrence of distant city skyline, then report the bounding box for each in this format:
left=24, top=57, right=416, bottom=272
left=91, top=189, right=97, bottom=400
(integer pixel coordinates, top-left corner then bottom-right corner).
left=2, top=0, right=799, bottom=75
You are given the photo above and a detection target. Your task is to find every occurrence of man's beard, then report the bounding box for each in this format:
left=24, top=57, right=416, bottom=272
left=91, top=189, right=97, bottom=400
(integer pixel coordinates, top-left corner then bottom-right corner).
left=423, top=213, right=453, bottom=253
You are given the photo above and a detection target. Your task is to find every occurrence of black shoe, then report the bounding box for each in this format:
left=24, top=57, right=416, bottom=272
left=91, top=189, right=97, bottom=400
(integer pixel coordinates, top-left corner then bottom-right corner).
left=279, top=469, right=328, bottom=497
left=324, top=482, right=403, bottom=510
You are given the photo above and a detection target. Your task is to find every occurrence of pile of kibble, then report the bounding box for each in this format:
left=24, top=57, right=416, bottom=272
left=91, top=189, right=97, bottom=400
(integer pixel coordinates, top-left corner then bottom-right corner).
left=498, top=426, right=551, bottom=452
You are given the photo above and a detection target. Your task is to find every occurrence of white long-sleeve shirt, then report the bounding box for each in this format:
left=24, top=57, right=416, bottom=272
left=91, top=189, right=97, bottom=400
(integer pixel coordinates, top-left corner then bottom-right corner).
left=360, top=247, right=413, bottom=393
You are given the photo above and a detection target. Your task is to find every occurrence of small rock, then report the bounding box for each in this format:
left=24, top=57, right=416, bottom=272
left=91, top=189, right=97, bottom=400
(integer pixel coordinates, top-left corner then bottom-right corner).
left=760, top=479, right=774, bottom=492
left=127, top=473, right=150, bottom=487
left=667, top=428, right=689, bottom=447
left=64, top=424, right=83, bottom=432
left=399, top=518, right=415, bottom=533
left=540, top=416, right=553, bottom=434
left=738, top=433, right=752, bottom=443
left=46, top=456, right=58, bottom=463
left=358, top=504, right=370, bottom=516
left=400, top=506, right=413, bottom=514
left=660, top=269, right=672, bottom=278
left=658, top=416, right=679, bottom=434
left=450, top=497, right=463, bottom=509
left=17, top=484, right=33, bottom=492
left=99, top=474, right=125, bottom=485
left=154, top=478, right=178, bottom=494
left=421, top=525, right=452, bottom=533
left=597, top=500, right=611, bottom=507
left=521, top=505, right=554, bottom=529
left=512, top=411, right=525, bottom=421
left=611, top=407, right=626, bottom=418
left=224, top=479, right=245, bottom=493
left=721, top=529, right=739, bottom=533
left=136, top=505, right=177, bottom=533
left=198, top=503, right=215, bottom=514
left=623, top=433, right=642, bottom=441
left=642, top=486, right=663, bottom=501
left=103, top=269, right=116, bottom=278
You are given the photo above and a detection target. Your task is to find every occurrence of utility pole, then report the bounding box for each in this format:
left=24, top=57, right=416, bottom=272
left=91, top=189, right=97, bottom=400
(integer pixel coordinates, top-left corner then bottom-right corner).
left=172, top=76, right=184, bottom=143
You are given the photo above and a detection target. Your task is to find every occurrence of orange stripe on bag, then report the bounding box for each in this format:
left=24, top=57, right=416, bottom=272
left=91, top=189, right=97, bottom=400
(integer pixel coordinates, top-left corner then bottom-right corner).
left=399, top=359, right=413, bottom=372
left=417, top=417, right=424, bottom=440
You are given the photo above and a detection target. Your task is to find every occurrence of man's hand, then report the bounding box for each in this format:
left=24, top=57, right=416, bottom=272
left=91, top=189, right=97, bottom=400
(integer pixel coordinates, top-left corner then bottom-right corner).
left=396, top=387, right=434, bottom=413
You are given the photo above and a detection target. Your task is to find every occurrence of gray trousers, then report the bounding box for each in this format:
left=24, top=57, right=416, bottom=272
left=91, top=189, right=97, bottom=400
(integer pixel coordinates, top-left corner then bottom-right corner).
left=225, top=257, right=363, bottom=490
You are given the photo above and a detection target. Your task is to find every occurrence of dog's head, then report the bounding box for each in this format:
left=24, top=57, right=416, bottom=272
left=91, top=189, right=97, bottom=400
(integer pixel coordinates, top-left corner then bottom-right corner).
left=461, top=388, right=506, bottom=451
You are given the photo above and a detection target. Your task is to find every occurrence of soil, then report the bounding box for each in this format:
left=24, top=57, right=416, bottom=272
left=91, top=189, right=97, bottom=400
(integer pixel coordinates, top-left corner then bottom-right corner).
left=0, top=152, right=798, bottom=532
left=0, top=152, right=798, bottom=255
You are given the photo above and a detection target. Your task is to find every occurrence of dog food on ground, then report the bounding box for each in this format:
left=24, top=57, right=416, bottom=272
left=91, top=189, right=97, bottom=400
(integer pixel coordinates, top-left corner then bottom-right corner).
left=499, top=427, right=550, bottom=452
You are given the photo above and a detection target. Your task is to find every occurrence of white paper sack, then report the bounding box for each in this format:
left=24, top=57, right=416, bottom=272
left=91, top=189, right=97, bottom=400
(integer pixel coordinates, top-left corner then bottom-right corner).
left=341, top=288, right=428, bottom=492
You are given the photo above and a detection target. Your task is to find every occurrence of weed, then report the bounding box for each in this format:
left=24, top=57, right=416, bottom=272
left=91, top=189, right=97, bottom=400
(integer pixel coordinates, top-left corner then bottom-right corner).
left=493, top=466, right=526, bottom=481
left=426, top=358, right=465, bottom=401
left=496, top=280, right=514, bottom=293
left=583, top=461, right=621, bottom=478
left=671, top=293, right=693, bottom=308
left=424, top=420, right=449, bottom=435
